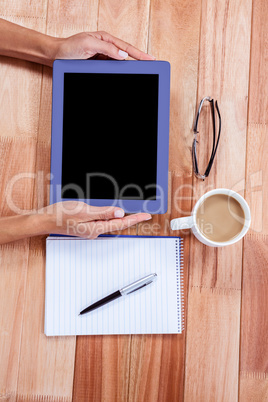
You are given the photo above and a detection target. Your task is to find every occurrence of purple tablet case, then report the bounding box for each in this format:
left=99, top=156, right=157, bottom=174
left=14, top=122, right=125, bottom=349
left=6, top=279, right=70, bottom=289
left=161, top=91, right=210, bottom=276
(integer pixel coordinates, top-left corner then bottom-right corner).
left=50, top=60, right=170, bottom=214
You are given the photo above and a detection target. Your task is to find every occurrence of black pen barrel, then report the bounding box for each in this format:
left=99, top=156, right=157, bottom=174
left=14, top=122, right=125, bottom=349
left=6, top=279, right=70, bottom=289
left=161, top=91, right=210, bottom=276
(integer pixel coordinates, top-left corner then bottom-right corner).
left=80, top=290, right=122, bottom=315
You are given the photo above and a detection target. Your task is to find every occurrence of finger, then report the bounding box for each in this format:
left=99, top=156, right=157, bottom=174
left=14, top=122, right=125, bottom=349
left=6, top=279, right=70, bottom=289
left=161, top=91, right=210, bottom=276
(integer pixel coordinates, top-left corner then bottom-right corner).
left=89, top=37, right=128, bottom=60
left=76, top=205, right=125, bottom=222
left=75, top=213, right=151, bottom=238
left=92, top=213, right=152, bottom=236
left=98, top=31, right=156, bottom=60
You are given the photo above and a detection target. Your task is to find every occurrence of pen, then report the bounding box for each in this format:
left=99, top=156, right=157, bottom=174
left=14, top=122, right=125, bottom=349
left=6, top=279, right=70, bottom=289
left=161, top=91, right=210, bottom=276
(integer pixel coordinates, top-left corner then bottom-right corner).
left=79, top=273, right=157, bottom=315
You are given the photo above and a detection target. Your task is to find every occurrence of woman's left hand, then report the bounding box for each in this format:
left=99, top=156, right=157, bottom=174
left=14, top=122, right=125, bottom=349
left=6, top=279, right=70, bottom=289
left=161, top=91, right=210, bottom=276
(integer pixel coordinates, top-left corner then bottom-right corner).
left=53, top=31, right=155, bottom=62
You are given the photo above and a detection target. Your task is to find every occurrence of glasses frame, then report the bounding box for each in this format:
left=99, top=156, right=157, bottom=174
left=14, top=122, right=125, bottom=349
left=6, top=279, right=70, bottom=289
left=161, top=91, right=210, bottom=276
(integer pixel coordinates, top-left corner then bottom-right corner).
left=192, top=96, right=221, bottom=180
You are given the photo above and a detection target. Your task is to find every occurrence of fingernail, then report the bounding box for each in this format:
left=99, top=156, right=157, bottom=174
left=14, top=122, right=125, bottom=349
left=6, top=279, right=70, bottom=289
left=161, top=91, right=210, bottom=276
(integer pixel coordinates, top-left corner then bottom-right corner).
left=114, top=209, right=125, bottom=218
left=145, top=215, right=152, bottom=221
left=118, top=50, right=128, bottom=59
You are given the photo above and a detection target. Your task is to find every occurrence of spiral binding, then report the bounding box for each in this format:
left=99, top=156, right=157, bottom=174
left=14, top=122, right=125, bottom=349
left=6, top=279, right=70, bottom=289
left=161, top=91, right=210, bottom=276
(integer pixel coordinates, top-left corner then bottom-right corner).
left=175, top=238, right=184, bottom=332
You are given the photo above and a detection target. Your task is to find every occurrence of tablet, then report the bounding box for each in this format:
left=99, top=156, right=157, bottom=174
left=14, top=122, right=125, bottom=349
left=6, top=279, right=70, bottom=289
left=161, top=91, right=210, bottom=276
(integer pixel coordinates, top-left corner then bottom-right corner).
left=50, top=60, right=170, bottom=214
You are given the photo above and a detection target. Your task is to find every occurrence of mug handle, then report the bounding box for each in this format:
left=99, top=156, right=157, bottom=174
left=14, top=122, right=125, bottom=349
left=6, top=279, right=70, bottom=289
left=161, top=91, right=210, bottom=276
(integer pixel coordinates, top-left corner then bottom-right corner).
left=170, top=216, right=194, bottom=230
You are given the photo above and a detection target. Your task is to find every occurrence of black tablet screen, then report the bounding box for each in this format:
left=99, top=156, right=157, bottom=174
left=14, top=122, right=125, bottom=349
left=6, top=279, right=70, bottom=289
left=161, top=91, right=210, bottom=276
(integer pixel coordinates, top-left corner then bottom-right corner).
left=61, top=73, right=158, bottom=200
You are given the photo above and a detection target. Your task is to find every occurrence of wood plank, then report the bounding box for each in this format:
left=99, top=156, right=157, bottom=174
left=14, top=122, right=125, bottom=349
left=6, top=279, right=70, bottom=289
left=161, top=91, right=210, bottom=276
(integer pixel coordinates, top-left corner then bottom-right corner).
left=147, top=0, right=201, bottom=175
left=16, top=240, right=76, bottom=401
left=98, top=0, right=150, bottom=52
left=73, top=336, right=131, bottom=402
left=239, top=373, right=268, bottom=402
left=0, top=3, right=47, bottom=139
left=188, top=0, right=252, bottom=297
left=247, top=0, right=268, bottom=125
left=0, top=9, right=42, bottom=396
left=72, top=1, right=152, bottom=401
left=239, top=1, right=268, bottom=399
left=0, top=241, right=29, bottom=402
left=246, top=0, right=268, bottom=234
left=240, top=235, right=268, bottom=372
left=16, top=139, right=76, bottom=400
left=16, top=1, right=99, bottom=399
left=132, top=0, right=201, bottom=400
left=188, top=238, right=243, bottom=290
left=46, top=0, right=99, bottom=37
left=239, top=235, right=268, bottom=401
left=0, top=136, right=36, bottom=401
left=239, top=236, right=268, bottom=398
left=245, top=124, right=268, bottom=235
left=245, top=0, right=268, bottom=235
left=128, top=334, right=184, bottom=402
left=0, top=0, right=47, bottom=20
left=129, top=237, right=190, bottom=402
left=184, top=0, right=252, bottom=400
left=0, top=58, right=43, bottom=139
left=0, top=137, right=36, bottom=216
left=185, top=286, right=241, bottom=401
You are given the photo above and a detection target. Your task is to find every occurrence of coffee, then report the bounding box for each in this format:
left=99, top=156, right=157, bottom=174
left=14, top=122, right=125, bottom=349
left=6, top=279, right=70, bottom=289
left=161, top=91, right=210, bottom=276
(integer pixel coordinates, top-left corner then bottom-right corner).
left=196, top=194, right=245, bottom=242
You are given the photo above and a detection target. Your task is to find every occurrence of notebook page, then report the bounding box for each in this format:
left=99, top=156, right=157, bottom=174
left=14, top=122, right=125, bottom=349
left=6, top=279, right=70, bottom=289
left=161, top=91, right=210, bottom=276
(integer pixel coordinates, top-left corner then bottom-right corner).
left=45, top=237, right=182, bottom=336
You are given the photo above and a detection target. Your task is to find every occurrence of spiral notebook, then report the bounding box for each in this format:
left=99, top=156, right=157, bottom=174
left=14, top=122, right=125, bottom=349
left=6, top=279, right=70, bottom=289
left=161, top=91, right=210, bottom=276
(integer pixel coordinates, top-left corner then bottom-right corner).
left=45, top=236, right=184, bottom=336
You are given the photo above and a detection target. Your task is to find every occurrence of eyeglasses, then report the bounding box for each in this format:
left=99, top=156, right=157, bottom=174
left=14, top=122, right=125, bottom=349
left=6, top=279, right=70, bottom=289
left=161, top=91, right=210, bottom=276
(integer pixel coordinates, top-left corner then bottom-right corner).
left=192, top=97, right=221, bottom=180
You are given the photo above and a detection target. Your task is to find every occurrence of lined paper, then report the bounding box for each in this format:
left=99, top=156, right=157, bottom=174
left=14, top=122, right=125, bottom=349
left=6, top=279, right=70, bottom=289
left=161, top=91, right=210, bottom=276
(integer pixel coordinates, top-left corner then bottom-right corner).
left=45, top=236, right=183, bottom=336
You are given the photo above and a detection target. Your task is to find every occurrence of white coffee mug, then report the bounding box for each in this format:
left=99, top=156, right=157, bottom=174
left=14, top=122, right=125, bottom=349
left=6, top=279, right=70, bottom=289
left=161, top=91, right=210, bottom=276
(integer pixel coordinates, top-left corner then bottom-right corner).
left=170, top=188, right=251, bottom=247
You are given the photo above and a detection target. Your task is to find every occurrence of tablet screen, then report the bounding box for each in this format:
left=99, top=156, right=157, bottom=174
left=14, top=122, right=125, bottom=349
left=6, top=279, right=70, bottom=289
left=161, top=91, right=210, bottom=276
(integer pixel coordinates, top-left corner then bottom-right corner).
left=61, top=73, right=159, bottom=201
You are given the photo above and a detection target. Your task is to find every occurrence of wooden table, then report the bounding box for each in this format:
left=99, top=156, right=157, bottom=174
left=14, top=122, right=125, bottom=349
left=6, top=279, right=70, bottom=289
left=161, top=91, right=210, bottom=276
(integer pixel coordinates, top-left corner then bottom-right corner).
left=0, top=1, right=267, bottom=401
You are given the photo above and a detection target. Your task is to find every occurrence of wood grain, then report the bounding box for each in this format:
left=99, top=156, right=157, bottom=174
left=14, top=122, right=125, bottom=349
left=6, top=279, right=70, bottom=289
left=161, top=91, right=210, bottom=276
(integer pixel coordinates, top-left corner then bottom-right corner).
left=148, top=0, right=202, bottom=175
left=245, top=124, right=268, bottom=235
left=0, top=137, right=36, bottom=216
left=0, top=5, right=43, bottom=395
left=247, top=0, right=268, bottom=125
left=185, top=0, right=252, bottom=400
left=240, top=235, right=268, bottom=374
left=128, top=334, right=184, bottom=402
left=73, top=335, right=131, bottom=402
left=16, top=241, right=76, bottom=401
left=128, top=235, right=190, bottom=402
left=239, top=0, right=268, bottom=399
left=0, top=1, right=47, bottom=140
left=46, top=0, right=99, bottom=37
left=239, top=235, right=268, bottom=401
left=98, top=0, right=150, bottom=52
left=245, top=0, right=268, bottom=235
left=132, top=1, right=201, bottom=400
left=137, top=0, right=202, bottom=237
left=0, top=0, right=47, bottom=21
left=73, top=2, right=151, bottom=400
left=15, top=0, right=100, bottom=399
left=0, top=58, right=43, bottom=139
left=16, top=138, right=75, bottom=399
left=0, top=241, right=29, bottom=401
left=0, top=0, right=267, bottom=400
left=185, top=286, right=241, bottom=401
left=239, top=373, right=268, bottom=402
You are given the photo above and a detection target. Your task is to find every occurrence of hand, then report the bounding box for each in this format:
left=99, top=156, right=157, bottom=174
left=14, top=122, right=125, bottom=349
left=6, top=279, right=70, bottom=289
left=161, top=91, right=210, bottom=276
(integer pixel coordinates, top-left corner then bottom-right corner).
left=39, top=201, right=151, bottom=239
left=53, top=31, right=155, bottom=62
